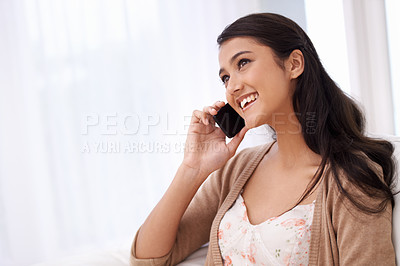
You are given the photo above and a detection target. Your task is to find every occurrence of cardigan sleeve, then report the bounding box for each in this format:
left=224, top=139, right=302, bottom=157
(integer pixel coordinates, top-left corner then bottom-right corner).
left=130, top=165, right=227, bottom=266
left=331, top=170, right=396, bottom=265
left=129, top=143, right=271, bottom=265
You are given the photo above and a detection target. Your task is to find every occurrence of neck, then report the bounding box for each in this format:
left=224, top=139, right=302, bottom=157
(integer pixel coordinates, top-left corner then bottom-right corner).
left=269, top=114, right=321, bottom=169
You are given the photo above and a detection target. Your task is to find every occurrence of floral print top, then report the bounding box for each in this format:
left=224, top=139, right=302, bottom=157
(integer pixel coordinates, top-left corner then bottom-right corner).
left=218, top=193, right=315, bottom=265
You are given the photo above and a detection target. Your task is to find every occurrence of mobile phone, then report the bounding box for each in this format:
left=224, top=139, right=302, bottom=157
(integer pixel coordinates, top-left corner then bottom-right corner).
left=213, top=103, right=245, bottom=138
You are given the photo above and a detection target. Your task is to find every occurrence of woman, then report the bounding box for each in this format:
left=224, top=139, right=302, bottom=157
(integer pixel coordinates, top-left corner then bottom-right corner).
left=131, top=13, right=396, bottom=265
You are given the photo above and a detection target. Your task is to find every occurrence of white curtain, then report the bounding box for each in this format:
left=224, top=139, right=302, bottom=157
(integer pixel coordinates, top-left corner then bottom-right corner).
left=342, top=0, right=395, bottom=135
left=0, top=0, right=273, bottom=265
left=385, top=0, right=400, bottom=134
left=306, top=0, right=397, bottom=135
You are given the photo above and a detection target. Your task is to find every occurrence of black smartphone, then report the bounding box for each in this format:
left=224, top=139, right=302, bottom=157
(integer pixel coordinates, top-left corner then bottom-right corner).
left=213, top=103, right=245, bottom=138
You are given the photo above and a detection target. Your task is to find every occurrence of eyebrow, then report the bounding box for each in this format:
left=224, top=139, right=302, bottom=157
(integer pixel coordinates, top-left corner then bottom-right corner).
left=219, top=51, right=253, bottom=76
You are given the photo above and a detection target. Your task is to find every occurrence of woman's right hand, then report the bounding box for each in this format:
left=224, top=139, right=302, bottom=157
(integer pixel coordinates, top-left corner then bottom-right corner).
left=181, top=101, right=248, bottom=182
left=135, top=101, right=248, bottom=260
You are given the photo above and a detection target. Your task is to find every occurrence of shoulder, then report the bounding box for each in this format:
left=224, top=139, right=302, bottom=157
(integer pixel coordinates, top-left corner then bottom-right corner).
left=323, top=153, right=391, bottom=222
left=320, top=154, right=395, bottom=265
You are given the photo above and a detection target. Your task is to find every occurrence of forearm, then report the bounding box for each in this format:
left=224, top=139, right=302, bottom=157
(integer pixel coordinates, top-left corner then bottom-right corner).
left=135, top=164, right=207, bottom=259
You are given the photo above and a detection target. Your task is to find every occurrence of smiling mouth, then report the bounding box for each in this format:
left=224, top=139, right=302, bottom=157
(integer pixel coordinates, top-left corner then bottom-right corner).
left=239, top=93, right=258, bottom=110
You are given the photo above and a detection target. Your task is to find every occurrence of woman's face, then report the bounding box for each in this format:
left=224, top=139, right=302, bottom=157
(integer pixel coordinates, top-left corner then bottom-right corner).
left=218, top=37, right=298, bottom=130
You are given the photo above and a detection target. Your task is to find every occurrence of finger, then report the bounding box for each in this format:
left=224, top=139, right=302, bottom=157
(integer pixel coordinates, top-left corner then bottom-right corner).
left=192, top=109, right=211, bottom=125
left=226, top=126, right=249, bottom=157
left=190, top=110, right=203, bottom=125
left=200, top=108, right=210, bottom=125
left=208, top=106, right=218, bottom=116
left=214, top=100, right=226, bottom=107
left=212, top=100, right=225, bottom=108
left=203, top=101, right=226, bottom=118
left=210, top=101, right=226, bottom=115
left=203, top=106, right=216, bottom=115
left=202, top=105, right=212, bottom=115
left=201, top=106, right=217, bottom=125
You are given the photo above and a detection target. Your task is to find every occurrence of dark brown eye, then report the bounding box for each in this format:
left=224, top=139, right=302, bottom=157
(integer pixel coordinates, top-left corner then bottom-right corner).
left=221, top=75, right=230, bottom=84
left=238, top=59, right=250, bottom=69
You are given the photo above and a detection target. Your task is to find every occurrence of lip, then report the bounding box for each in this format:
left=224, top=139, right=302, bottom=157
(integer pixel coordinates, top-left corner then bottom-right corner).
left=236, top=92, right=259, bottom=109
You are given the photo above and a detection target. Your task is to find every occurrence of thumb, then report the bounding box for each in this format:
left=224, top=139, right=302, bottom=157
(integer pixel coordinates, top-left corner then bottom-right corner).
left=227, top=126, right=249, bottom=157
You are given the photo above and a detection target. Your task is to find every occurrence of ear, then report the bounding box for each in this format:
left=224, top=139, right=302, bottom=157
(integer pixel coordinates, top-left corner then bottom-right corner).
left=285, top=49, right=304, bottom=79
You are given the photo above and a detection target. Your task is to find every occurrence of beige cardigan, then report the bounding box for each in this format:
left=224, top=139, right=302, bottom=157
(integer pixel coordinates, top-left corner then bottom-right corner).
left=131, top=141, right=396, bottom=265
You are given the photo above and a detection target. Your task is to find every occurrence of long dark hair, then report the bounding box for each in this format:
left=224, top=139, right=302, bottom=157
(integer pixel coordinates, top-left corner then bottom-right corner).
left=217, top=13, right=397, bottom=213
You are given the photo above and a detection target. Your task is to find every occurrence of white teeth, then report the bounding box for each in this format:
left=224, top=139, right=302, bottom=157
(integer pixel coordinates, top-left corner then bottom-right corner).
left=239, top=93, right=258, bottom=109
left=240, top=99, right=247, bottom=109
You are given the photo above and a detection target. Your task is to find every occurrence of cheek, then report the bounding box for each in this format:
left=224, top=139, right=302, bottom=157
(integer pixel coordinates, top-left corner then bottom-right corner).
left=225, top=92, right=234, bottom=105
left=225, top=93, right=241, bottom=113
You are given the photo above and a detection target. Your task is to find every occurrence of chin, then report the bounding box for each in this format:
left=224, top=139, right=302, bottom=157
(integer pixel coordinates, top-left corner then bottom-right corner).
left=244, top=114, right=269, bottom=129
left=244, top=119, right=262, bottom=129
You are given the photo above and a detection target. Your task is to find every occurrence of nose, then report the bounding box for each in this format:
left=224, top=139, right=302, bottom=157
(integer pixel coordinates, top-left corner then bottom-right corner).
left=226, top=75, right=243, bottom=95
